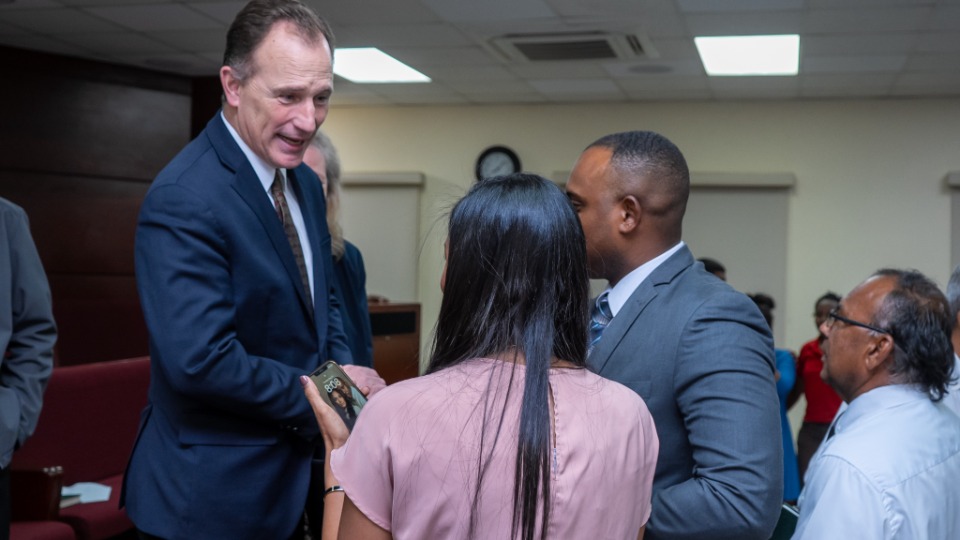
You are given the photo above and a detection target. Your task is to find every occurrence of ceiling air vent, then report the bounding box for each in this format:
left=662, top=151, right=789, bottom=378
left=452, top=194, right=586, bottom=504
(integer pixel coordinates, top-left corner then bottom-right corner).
left=490, top=31, right=652, bottom=62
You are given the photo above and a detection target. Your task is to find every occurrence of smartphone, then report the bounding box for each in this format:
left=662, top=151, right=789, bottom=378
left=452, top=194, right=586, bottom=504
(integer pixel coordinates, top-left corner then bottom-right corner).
left=308, top=361, right=367, bottom=431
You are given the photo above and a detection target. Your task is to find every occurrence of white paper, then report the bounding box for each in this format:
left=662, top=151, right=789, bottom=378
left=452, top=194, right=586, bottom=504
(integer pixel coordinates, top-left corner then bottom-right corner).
left=61, top=482, right=112, bottom=504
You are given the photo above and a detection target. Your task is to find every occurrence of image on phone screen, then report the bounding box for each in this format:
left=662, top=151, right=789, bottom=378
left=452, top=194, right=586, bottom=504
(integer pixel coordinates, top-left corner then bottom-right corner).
left=308, top=361, right=367, bottom=431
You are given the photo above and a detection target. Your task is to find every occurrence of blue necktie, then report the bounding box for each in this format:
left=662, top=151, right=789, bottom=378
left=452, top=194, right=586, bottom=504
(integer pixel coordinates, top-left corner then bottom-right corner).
left=588, top=292, right=613, bottom=355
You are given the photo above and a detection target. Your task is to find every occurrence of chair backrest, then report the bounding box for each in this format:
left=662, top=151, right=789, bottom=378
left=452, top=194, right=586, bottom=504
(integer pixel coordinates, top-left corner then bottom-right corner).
left=11, top=357, right=150, bottom=485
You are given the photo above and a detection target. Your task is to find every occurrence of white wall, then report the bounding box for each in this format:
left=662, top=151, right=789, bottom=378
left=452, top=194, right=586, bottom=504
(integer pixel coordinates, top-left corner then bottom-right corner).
left=322, top=99, right=960, bottom=375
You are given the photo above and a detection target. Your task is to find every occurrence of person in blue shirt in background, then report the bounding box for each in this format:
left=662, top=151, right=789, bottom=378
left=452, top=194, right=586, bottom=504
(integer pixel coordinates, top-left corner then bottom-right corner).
left=750, top=292, right=800, bottom=503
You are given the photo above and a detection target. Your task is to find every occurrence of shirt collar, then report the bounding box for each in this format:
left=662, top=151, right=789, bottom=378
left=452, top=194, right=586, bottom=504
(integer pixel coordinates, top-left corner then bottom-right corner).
left=220, top=111, right=282, bottom=192
left=836, top=384, right=929, bottom=436
left=605, top=241, right=685, bottom=317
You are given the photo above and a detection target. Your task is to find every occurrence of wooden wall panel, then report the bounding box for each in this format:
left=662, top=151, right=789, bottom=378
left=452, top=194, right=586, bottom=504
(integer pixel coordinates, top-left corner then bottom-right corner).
left=0, top=47, right=192, bottom=365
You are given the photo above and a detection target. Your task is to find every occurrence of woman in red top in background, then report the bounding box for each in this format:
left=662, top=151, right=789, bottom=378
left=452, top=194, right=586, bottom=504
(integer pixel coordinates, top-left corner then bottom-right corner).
left=788, top=292, right=842, bottom=487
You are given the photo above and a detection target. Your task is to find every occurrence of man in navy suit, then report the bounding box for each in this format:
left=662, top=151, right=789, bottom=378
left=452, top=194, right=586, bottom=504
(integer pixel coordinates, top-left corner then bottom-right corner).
left=123, top=1, right=358, bottom=538
left=566, top=131, right=782, bottom=539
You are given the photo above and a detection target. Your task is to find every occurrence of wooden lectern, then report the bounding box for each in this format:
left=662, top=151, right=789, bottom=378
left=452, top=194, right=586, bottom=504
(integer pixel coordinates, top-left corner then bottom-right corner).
left=369, top=302, right=421, bottom=385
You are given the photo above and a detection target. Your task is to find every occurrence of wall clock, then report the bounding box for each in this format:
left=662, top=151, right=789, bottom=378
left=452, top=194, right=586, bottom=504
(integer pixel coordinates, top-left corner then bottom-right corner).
left=475, top=145, right=521, bottom=181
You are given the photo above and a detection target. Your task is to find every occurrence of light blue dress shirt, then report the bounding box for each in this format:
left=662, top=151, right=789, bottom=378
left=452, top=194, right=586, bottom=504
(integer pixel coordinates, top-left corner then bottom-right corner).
left=793, top=384, right=960, bottom=539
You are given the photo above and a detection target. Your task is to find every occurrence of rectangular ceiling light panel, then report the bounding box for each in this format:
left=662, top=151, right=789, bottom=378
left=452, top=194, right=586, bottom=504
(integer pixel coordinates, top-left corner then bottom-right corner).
left=695, top=34, right=799, bottom=76
left=333, top=48, right=431, bottom=83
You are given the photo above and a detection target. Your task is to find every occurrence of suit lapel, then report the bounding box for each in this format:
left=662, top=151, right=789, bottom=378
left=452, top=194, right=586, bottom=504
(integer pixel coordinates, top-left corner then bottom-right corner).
left=587, top=245, right=696, bottom=373
left=209, top=115, right=315, bottom=319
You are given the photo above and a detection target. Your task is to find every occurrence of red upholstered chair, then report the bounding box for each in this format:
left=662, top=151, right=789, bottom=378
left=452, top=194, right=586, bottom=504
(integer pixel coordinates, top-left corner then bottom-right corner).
left=9, top=521, right=77, bottom=540
left=10, top=357, right=150, bottom=540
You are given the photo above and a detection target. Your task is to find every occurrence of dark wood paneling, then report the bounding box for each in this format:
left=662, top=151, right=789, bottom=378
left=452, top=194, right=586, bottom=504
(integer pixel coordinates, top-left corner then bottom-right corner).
left=0, top=46, right=192, bottom=365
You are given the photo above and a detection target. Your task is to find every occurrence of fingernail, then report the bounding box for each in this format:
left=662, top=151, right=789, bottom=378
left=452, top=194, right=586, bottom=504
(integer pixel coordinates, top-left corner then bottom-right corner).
left=300, top=375, right=309, bottom=388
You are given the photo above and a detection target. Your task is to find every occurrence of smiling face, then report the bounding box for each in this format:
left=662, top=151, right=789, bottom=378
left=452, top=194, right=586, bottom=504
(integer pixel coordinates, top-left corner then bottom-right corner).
left=221, top=21, right=333, bottom=169
left=330, top=388, right=348, bottom=408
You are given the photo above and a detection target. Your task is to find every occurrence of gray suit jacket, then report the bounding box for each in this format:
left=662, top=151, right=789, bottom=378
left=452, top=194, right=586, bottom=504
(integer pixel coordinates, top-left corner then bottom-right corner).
left=589, top=245, right=782, bottom=540
left=0, top=198, right=56, bottom=469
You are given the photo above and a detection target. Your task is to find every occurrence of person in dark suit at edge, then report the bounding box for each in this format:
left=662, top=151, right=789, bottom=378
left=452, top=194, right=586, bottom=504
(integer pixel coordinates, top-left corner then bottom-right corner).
left=122, top=1, right=382, bottom=538
left=0, top=198, right=57, bottom=540
left=304, top=131, right=375, bottom=367
left=565, top=131, right=782, bottom=540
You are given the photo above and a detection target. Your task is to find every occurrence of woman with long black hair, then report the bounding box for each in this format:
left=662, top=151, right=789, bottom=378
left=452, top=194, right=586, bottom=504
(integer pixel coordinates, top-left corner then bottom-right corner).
left=302, top=173, right=658, bottom=540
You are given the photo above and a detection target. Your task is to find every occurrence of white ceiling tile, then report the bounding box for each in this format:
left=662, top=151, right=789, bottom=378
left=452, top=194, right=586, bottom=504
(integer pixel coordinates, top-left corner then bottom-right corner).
left=916, top=32, right=960, bottom=52
left=926, top=5, right=960, bottom=30
left=305, top=0, right=440, bottom=26
left=445, top=79, right=535, bottom=94
left=0, top=8, right=125, bottom=33
left=685, top=11, right=803, bottom=36
left=55, top=32, right=176, bottom=55
left=0, top=32, right=92, bottom=56
left=616, top=74, right=709, bottom=91
left=0, top=20, right=28, bottom=35
left=804, top=6, right=931, bottom=33
left=678, top=0, right=802, bottom=13
left=507, top=61, right=609, bottom=79
left=645, top=37, right=699, bottom=61
left=112, top=51, right=218, bottom=74
left=334, top=23, right=471, bottom=48
left=388, top=46, right=499, bottom=67
left=83, top=4, right=222, bottom=32
left=421, top=0, right=555, bottom=23
left=709, top=76, right=799, bottom=99
left=186, top=2, right=246, bottom=25
left=624, top=86, right=712, bottom=100
left=905, top=54, right=960, bottom=71
left=603, top=58, right=703, bottom=77
left=329, top=93, right=391, bottom=106
left=529, top=78, right=621, bottom=94
left=427, top=64, right=516, bottom=82
left=803, top=55, right=906, bottom=73
left=0, top=0, right=62, bottom=8
left=801, top=33, right=915, bottom=56
left=148, top=29, right=227, bottom=52
left=465, top=92, right=546, bottom=104
left=800, top=72, right=896, bottom=90
left=58, top=0, right=160, bottom=5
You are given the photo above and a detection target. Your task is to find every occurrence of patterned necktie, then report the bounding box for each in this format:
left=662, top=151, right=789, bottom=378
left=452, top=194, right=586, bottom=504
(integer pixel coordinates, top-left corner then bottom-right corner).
left=270, top=170, right=313, bottom=314
left=588, top=292, right=613, bottom=355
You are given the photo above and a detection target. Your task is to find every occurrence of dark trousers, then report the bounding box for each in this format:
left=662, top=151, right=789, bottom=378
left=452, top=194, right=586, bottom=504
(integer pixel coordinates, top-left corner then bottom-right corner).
left=796, top=421, right=830, bottom=488
left=1, top=467, right=10, bottom=540
left=138, top=514, right=306, bottom=540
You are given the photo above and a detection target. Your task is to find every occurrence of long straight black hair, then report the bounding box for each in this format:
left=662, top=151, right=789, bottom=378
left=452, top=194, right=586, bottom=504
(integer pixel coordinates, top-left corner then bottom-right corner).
left=425, top=173, right=590, bottom=540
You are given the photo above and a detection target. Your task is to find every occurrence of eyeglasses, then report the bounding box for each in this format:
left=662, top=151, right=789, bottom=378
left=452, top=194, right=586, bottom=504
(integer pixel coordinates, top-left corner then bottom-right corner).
left=825, top=308, right=890, bottom=335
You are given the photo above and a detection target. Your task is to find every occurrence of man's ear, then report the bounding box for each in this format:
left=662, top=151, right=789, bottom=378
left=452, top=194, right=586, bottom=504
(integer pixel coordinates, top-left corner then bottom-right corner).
left=864, top=334, right=895, bottom=372
left=221, top=66, right=242, bottom=107
left=618, top=195, right=641, bottom=234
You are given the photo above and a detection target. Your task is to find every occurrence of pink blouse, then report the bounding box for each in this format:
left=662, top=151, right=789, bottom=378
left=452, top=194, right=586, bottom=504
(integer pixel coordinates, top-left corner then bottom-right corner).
left=330, top=358, right=659, bottom=539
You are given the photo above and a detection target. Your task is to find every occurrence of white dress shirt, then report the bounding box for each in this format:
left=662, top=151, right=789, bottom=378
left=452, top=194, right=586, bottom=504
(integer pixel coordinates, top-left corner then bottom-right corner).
left=220, top=113, right=314, bottom=297
left=604, top=241, right=685, bottom=317
left=793, top=384, right=960, bottom=539
left=943, top=354, right=960, bottom=416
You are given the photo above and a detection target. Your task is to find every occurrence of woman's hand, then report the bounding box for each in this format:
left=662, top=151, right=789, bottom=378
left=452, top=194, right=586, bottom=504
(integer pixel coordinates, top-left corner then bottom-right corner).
left=301, top=375, right=351, bottom=450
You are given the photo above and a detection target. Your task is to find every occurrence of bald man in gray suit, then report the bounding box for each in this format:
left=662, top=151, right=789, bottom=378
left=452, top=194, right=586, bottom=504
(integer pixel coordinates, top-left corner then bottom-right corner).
left=566, top=131, right=781, bottom=540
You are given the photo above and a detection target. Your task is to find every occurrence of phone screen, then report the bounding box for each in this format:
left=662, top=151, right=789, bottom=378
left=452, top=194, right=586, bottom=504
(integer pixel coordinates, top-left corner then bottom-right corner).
left=308, top=361, right=367, bottom=431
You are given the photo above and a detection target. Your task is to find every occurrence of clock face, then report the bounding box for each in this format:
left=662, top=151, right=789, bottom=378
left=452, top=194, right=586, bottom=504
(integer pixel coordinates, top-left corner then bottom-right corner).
left=476, top=146, right=521, bottom=181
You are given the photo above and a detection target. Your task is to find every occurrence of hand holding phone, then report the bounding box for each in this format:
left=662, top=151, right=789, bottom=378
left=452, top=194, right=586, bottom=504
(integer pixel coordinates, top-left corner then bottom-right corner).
left=308, top=361, right=367, bottom=432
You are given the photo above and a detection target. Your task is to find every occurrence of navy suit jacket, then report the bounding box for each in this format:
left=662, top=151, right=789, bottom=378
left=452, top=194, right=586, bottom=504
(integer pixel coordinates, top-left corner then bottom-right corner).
left=333, top=240, right=373, bottom=366
left=123, top=114, right=351, bottom=539
left=589, top=246, right=782, bottom=540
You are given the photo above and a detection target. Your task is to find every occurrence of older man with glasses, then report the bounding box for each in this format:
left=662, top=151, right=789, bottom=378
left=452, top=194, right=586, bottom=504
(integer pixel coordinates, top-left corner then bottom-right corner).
left=792, top=269, right=960, bottom=539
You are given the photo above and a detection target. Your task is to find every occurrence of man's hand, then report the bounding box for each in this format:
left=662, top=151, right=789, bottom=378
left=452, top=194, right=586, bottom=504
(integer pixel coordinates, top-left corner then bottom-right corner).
left=342, top=365, right=387, bottom=397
